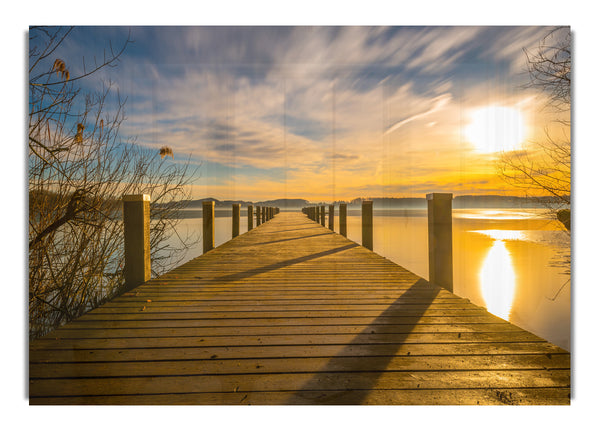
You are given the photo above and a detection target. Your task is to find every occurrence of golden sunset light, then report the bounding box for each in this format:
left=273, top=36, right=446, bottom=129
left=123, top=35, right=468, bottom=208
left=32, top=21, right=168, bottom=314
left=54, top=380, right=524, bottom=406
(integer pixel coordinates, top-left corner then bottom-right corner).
left=464, top=105, right=526, bottom=154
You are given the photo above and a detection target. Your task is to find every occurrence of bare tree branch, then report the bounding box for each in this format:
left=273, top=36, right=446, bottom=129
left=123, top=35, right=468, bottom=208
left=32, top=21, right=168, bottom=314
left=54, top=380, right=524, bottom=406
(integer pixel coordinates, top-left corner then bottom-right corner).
left=29, top=27, right=198, bottom=339
left=498, top=27, right=571, bottom=275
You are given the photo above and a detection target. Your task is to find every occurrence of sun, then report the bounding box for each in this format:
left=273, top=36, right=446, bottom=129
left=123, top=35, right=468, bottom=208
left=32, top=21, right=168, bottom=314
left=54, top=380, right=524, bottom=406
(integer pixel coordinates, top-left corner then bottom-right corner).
left=464, top=106, right=526, bottom=153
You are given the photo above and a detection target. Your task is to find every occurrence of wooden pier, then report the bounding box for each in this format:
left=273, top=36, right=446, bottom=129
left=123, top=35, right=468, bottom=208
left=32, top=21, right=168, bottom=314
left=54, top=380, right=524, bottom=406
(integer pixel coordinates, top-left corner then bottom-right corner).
left=29, top=211, right=570, bottom=405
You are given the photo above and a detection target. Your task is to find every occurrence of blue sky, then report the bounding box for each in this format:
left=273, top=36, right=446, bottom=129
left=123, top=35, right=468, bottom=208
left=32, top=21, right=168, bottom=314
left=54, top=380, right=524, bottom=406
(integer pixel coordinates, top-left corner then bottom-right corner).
left=32, top=25, right=567, bottom=201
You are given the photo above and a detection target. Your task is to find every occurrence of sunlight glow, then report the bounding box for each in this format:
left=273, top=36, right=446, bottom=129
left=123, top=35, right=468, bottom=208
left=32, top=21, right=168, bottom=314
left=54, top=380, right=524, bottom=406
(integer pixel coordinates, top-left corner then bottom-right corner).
left=479, top=240, right=516, bottom=320
left=465, top=106, right=525, bottom=153
left=454, top=209, right=547, bottom=221
left=472, top=230, right=526, bottom=241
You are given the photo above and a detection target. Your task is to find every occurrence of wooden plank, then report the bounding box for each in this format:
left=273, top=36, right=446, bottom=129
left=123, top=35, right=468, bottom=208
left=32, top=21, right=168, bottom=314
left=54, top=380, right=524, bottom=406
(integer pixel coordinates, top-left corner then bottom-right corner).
left=78, top=310, right=495, bottom=320
left=44, top=316, right=514, bottom=327
left=30, top=354, right=570, bottom=378
left=29, top=369, right=571, bottom=397
left=29, top=211, right=570, bottom=405
left=30, top=332, right=547, bottom=351
left=29, top=343, right=569, bottom=364
left=29, top=388, right=571, bottom=405
left=47, top=322, right=526, bottom=338
left=110, top=297, right=473, bottom=304
left=86, top=302, right=486, bottom=312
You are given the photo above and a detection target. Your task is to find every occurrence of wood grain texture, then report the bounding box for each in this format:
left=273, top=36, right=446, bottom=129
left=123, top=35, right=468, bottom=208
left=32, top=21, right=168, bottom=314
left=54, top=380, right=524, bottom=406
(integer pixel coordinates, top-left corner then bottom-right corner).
left=29, top=212, right=570, bottom=405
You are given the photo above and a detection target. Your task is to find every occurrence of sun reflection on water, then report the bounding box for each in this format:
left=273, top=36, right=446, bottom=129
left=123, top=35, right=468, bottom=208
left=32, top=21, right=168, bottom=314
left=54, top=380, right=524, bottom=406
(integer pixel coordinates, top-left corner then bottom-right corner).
left=471, top=230, right=526, bottom=241
left=479, top=239, right=516, bottom=320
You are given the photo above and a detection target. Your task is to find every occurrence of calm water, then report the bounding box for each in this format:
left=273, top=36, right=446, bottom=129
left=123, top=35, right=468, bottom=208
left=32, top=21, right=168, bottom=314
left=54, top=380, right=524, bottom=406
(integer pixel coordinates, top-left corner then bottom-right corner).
left=163, top=208, right=571, bottom=350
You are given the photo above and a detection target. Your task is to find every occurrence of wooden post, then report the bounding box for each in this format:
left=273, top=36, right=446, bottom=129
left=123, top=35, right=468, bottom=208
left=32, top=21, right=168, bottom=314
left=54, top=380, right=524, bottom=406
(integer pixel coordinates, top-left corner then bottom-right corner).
left=262, top=206, right=266, bottom=224
left=320, top=205, right=325, bottom=226
left=427, top=193, right=453, bottom=292
left=339, top=203, right=347, bottom=237
left=203, top=201, right=215, bottom=253
left=232, top=203, right=240, bottom=238
left=247, top=205, right=253, bottom=231
left=362, top=200, right=373, bottom=251
left=123, top=194, right=151, bottom=290
left=328, top=204, right=334, bottom=230
left=256, top=205, right=261, bottom=226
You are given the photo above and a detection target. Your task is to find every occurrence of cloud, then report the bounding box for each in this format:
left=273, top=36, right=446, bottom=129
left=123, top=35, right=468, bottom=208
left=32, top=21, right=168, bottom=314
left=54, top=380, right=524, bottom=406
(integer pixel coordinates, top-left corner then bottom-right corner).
left=384, top=93, right=452, bottom=135
left=483, top=26, right=562, bottom=73
left=403, top=27, right=483, bottom=72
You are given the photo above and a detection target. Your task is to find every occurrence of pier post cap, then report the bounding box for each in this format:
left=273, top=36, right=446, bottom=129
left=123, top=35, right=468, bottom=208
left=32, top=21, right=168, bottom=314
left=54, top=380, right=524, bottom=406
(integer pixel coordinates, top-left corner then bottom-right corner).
left=362, top=200, right=373, bottom=205
left=426, top=193, right=453, bottom=201
left=122, top=194, right=151, bottom=202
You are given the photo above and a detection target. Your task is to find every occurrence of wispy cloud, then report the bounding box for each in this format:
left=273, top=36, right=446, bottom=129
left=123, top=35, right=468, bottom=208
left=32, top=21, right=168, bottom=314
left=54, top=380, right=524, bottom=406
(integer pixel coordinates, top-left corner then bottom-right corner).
left=384, top=93, right=452, bottom=135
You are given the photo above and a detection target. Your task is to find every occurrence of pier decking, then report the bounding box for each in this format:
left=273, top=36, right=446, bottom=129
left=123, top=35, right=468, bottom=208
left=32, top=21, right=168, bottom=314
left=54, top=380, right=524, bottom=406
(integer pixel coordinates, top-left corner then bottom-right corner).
left=29, top=212, right=570, bottom=405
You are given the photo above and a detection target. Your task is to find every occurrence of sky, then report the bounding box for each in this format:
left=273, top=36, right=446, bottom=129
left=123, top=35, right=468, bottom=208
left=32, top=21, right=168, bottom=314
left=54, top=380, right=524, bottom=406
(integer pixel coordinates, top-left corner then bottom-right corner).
left=32, top=25, right=569, bottom=202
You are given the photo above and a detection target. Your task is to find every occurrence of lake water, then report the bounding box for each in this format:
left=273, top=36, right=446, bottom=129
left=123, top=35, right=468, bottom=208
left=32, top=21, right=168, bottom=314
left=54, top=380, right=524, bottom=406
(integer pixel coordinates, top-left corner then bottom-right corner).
left=162, top=208, right=571, bottom=351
